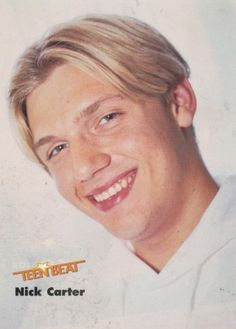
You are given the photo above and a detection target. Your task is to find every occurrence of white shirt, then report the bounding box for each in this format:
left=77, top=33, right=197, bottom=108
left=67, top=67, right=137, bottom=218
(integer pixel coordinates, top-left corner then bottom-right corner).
left=96, top=176, right=236, bottom=329
left=19, top=177, right=236, bottom=329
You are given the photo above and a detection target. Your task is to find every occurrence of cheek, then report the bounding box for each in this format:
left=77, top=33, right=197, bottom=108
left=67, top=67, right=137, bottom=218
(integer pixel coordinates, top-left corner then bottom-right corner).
left=115, top=122, right=183, bottom=187
left=121, top=128, right=166, bottom=164
left=111, top=123, right=161, bottom=155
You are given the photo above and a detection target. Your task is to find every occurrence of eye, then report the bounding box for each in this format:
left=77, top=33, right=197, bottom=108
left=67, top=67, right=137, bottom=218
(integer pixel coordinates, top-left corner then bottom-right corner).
left=47, top=143, right=68, bottom=160
left=99, top=112, right=119, bottom=126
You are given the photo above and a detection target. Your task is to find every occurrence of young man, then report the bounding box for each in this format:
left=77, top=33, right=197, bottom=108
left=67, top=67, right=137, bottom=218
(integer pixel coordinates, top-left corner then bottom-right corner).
left=9, top=15, right=236, bottom=328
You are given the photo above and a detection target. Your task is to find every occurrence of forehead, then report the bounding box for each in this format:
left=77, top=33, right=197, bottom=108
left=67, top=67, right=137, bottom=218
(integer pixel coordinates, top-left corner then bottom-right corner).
left=27, top=64, right=116, bottom=112
left=26, top=65, right=120, bottom=135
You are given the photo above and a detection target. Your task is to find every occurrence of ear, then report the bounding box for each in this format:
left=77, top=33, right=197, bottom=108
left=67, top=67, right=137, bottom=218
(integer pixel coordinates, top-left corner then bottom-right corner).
left=171, top=79, right=196, bottom=128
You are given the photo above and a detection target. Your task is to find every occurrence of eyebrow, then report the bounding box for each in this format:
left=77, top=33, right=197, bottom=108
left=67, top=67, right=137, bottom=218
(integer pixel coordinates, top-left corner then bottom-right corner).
left=76, top=94, right=122, bottom=120
left=34, top=135, right=58, bottom=150
left=33, top=94, right=123, bottom=151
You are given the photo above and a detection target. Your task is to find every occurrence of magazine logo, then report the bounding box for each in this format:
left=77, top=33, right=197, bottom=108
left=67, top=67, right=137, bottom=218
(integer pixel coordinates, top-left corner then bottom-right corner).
left=13, top=260, right=86, bottom=281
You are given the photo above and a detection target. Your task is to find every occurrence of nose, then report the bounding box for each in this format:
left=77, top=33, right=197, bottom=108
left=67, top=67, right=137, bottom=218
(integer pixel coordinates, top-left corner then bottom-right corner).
left=70, top=140, right=111, bottom=183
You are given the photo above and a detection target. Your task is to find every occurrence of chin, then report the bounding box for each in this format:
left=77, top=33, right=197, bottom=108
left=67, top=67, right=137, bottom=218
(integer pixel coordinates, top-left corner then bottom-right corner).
left=99, top=212, right=148, bottom=241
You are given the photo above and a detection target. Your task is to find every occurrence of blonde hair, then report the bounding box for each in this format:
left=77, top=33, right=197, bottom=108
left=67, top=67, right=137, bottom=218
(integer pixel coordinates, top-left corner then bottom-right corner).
left=9, top=15, right=190, bottom=164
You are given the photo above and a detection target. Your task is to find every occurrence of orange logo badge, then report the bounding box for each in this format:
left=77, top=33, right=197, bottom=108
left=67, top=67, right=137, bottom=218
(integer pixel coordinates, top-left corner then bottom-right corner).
left=13, top=260, right=86, bottom=281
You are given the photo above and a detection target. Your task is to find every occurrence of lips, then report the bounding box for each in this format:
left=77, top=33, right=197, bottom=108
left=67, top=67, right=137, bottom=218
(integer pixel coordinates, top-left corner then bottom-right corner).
left=87, top=169, right=137, bottom=211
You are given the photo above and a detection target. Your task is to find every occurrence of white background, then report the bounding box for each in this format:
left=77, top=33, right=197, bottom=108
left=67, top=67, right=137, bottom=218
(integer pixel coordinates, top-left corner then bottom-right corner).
left=0, top=0, right=235, bottom=328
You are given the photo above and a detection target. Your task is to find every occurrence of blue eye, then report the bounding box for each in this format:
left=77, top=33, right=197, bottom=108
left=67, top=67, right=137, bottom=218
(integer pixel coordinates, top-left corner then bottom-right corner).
left=99, top=112, right=119, bottom=126
left=48, top=143, right=68, bottom=160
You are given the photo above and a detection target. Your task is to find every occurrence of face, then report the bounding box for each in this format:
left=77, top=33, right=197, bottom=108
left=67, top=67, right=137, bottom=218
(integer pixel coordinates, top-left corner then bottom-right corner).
left=27, top=64, right=191, bottom=242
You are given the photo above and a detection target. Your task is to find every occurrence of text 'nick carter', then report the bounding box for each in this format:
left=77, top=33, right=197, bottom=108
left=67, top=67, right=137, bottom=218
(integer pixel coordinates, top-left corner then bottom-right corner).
left=15, top=286, right=85, bottom=296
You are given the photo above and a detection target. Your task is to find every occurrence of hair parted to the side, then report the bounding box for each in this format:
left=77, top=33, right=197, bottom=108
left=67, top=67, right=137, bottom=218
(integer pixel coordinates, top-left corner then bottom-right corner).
left=9, top=15, right=190, bottom=166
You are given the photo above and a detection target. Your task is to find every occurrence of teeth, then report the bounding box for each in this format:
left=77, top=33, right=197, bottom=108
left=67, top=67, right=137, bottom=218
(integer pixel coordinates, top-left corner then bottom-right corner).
left=93, top=173, right=134, bottom=202
left=94, top=195, right=102, bottom=202
left=108, top=186, right=117, bottom=196
left=101, top=191, right=109, bottom=201
left=114, top=183, right=122, bottom=192
left=121, top=178, right=128, bottom=188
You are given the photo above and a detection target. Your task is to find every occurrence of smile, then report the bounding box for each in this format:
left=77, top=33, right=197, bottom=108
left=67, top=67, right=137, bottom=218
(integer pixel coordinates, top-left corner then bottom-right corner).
left=88, top=169, right=137, bottom=211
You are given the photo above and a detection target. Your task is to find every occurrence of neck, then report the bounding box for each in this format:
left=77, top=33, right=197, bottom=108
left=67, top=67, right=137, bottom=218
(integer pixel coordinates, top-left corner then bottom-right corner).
left=132, top=163, right=219, bottom=273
